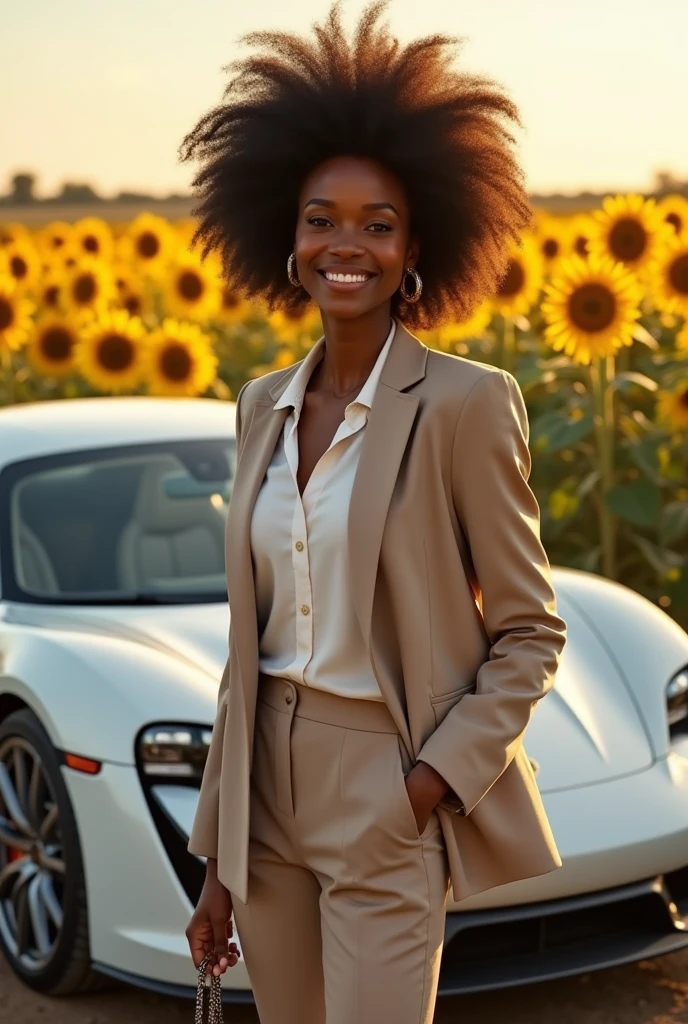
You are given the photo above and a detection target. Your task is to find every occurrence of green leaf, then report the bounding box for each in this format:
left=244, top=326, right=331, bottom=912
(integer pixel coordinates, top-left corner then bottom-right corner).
left=631, top=323, right=660, bottom=349
left=605, top=479, right=662, bottom=527
left=632, top=535, right=684, bottom=575
left=610, top=371, right=659, bottom=394
left=576, top=469, right=600, bottom=499
left=659, top=501, right=688, bottom=547
left=536, top=415, right=594, bottom=454
left=627, top=437, right=663, bottom=480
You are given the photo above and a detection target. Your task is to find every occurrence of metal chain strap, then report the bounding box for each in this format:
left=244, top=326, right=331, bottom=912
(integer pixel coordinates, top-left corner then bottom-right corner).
left=195, top=954, right=224, bottom=1024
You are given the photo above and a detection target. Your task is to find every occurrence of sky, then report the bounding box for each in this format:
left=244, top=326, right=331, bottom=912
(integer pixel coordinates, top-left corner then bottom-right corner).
left=2, top=0, right=687, bottom=199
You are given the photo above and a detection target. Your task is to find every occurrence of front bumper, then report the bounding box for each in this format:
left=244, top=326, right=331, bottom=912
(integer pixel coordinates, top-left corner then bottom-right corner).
left=66, top=749, right=688, bottom=999
left=440, top=749, right=688, bottom=993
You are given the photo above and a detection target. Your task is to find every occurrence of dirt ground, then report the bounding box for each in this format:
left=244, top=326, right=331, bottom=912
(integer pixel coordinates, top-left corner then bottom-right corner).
left=3, top=951, right=688, bottom=1024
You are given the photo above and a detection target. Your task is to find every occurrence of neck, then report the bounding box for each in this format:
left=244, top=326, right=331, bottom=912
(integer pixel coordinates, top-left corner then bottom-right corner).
left=313, top=306, right=393, bottom=394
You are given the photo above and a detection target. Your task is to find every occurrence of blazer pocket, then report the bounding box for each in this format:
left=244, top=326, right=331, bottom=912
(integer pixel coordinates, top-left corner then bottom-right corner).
left=429, top=681, right=476, bottom=706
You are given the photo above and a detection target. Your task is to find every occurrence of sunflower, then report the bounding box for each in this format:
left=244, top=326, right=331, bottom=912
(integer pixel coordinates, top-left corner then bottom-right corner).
left=421, top=303, right=491, bottom=352
left=125, top=213, right=176, bottom=275
left=4, top=237, right=42, bottom=293
left=164, top=255, right=222, bottom=321
left=74, top=309, right=147, bottom=392
left=658, top=194, right=688, bottom=237
left=36, top=264, right=66, bottom=312
left=0, top=276, right=35, bottom=350
left=533, top=211, right=569, bottom=269
left=0, top=222, right=32, bottom=248
left=62, top=257, right=116, bottom=316
left=112, top=263, right=151, bottom=319
left=143, top=318, right=218, bottom=396
left=73, top=217, right=114, bottom=262
left=541, top=253, right=642, bottom=365
left=656, top=380, right=688, bottom=433
left=34, top=221, right=78, bottom=262
left=489, top=232, right=544, bottom=318
left=677, top=321, right=688, bottom=353
left=588, top=193, right=673, bottom=279
left=567, top=214, right=596, bottom=258
left=251, top=347, right=298, bottom=377
left=26, top=316, right=78, bottom=376
left=216, top=284, right=252, bottom=324
left=268, top=306, right=322, bottom=344
left=647, top=230, right=688, bottom=318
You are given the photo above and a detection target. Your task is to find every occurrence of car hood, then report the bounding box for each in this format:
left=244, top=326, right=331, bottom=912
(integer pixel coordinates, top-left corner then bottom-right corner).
left=7, top=590, right=655, bottom=791
left=522, top=591, right=654, bottom=792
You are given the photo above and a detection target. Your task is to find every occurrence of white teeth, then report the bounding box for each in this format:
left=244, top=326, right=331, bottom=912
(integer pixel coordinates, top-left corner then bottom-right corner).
left=324, top=272, right=369, bottom=283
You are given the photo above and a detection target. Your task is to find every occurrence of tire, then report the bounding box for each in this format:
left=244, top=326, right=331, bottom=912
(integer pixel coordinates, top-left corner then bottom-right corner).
left=0, top=707, right=110, bottom=994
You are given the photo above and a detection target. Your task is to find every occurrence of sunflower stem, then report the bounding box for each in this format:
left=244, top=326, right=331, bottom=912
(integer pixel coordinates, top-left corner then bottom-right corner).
left=1, top=346, right=15, bottom=406
left=500, top=316, right=517, bottom=375
left=589, top=354, right=617, bottom=580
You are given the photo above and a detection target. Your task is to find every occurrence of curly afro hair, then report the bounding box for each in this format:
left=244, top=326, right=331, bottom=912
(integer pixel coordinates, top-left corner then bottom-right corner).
left=178, top=0, right=533, bottom=331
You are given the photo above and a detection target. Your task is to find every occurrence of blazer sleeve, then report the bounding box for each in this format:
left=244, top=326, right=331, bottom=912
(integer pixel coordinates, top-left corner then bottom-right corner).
left=187, top=381, right=251, bottom=859
left=417, top=368, right=568, bottom=816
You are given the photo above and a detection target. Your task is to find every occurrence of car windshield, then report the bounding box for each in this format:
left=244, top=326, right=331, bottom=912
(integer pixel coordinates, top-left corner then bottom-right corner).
left=1, top=438, right=236, bottom=605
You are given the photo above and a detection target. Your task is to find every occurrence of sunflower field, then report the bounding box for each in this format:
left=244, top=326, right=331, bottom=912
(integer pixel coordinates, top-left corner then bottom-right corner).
left=1, top=195, right=688, bottom=628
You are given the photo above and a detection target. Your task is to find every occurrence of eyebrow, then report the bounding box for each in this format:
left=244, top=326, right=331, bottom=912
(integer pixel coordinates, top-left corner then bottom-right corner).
left=304, top=198, right=399, bottom=215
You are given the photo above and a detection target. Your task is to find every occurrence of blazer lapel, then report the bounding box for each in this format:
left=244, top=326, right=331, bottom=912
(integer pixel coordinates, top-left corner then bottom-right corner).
left=348, top=322, right=428, bottom=733
left=225, top=398, right=290, bottom=722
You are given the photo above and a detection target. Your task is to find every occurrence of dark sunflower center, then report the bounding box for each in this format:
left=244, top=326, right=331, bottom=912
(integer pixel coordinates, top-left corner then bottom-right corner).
left=567, top=283, right=617, bottom=332
left=543, top=239, right=559, bottom=259
left=0, top=297, right=14, bottom=331
left=222, top=288, right=240, bottom=309
left=52, top=237, right=65, bottom=249
left=574, top=235, right=589, bottom=257
left=160, top=343, right=192, bottom=381
left=679, top=388, right=688, bottom=410
left=178, top=271, right=203, bottom=301
left=83, top=234, right=99, bottom=253
left=138, top=231, right=160, bottom=259
left=44, top=285, right=60, bottom=307
left=124, top=295, right=142, bottom=315
left=10, top=255, right=28, bottom=279
left=668, top=254, right=688, bottom=296
left=496, top=260, right=525, bottom=297
left=73, top=274, right=97, bottom=303
left=41, top=327, right=73, bottom=362
left=666, top=212, right=683, bottom=233
left=65, top=257, right=76, bottom=268
left=97, top=333, right=134, bottom=371
left=608, top=217, right=647, bottom=262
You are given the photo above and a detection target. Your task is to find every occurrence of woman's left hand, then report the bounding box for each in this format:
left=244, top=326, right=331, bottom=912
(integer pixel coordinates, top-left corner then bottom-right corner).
left=404, top=761, right=450, bottom=834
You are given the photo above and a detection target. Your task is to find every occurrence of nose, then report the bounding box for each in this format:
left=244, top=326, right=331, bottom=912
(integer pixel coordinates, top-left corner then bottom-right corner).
left=328, top=229, right=365, bottom=259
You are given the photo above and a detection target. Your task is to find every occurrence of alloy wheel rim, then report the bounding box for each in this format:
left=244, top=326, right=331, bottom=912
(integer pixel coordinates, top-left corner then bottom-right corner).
left=0, top=736, right=66, bottom=970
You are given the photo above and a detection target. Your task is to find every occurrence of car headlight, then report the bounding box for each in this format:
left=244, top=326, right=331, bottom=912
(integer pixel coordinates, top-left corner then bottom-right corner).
left=666, top=667, right=688, bottom=737
left=137, top=723, right=212, bottom=782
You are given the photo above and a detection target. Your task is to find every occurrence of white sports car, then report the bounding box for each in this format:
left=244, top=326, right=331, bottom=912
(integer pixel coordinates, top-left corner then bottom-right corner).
left=1, top=396, right=688, bottom=1001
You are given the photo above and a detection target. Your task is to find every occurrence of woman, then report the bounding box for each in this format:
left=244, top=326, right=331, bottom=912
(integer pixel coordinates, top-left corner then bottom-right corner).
left=181, top=3, right=568, bottom=1021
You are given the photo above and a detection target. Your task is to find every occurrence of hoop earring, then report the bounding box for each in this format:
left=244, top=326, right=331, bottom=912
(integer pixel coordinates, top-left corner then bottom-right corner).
left=400, top=266, right=422, bottom=303
left=287, top=252, right=301, bottom=288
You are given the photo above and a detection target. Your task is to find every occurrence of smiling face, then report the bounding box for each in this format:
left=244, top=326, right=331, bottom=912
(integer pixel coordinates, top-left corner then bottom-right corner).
left=293, top=155, right=419, bottom=321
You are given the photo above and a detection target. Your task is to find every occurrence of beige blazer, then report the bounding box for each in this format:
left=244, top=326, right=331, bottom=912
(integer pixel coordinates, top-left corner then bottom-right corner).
left=188, top=318, right=568, bottom=904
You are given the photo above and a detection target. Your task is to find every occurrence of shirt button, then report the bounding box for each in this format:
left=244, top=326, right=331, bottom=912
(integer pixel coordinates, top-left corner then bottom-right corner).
left=295, top=541, right=304, bottom=552
left=300, top=604, right=310, bottom=616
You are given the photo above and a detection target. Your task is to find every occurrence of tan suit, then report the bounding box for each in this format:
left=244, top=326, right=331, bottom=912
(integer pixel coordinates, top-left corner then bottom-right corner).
left=188, top=319, right=568, bottom=1018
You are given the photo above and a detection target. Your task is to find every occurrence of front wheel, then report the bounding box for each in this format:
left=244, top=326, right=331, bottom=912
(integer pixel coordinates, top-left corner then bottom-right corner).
left=0, top=707, right=107, bottom=994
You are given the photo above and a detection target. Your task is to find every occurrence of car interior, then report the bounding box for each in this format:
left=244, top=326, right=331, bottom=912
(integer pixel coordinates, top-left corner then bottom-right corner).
left=8, top=453, right=231, bottom=600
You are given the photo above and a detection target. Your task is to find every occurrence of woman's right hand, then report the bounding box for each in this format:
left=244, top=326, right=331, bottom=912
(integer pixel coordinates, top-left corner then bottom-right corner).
left=185, top=858, right=241, bottom=976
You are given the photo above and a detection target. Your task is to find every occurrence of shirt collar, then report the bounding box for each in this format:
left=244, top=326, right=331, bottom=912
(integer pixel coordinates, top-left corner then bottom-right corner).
left=273, top=317, right=397, bottom=415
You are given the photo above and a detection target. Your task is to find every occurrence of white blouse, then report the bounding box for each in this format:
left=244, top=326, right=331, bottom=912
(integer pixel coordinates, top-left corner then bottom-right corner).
left=250, top=318, right=397, bottom=701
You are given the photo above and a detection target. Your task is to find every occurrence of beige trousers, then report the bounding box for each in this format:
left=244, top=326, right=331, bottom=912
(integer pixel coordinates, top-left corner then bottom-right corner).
left=231, top=673, right=451, bottom=1024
